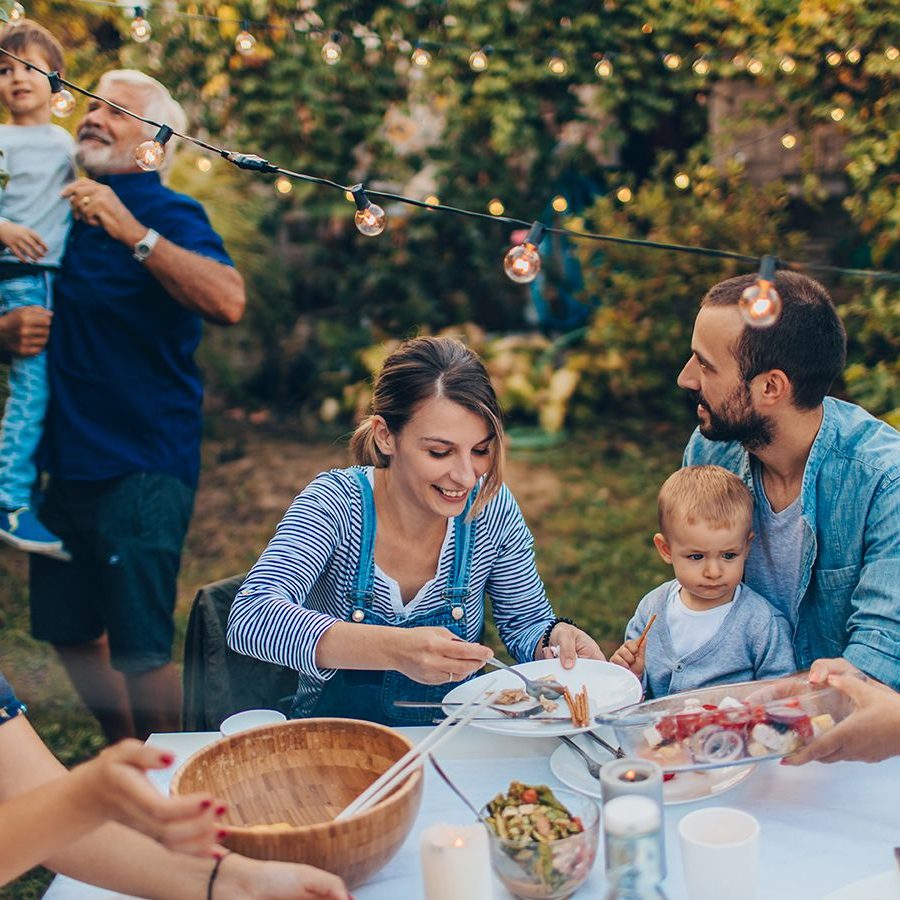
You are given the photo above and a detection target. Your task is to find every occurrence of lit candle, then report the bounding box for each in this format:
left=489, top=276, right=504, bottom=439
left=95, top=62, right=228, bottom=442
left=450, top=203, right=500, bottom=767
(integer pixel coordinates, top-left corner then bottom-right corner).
left=599, top=758, right=666, bottom=878
left=420, top=823, right=492, bottom=900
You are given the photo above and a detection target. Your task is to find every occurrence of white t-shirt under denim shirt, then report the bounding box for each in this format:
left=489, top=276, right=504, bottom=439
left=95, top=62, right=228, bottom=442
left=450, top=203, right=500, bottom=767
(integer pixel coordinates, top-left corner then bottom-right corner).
left=0, top=123, right=75, bottom=267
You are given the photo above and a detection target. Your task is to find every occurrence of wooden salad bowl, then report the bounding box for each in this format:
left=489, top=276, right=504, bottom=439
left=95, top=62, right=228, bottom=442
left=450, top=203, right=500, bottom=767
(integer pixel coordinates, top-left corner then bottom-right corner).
left=170, top=718, right=423, bottom=888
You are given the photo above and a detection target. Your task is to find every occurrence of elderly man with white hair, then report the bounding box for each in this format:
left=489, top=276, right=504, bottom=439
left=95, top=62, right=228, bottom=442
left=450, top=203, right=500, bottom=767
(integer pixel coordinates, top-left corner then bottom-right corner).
left=0, top=70, right=246, bottom=741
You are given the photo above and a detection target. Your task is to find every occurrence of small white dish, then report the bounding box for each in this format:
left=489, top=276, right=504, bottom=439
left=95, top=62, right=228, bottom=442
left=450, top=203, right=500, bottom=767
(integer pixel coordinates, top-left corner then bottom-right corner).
left=443, top=659, right=642, bottom=737
left=820, top=870, right=900, bottom=900
left=220, top=708, right=287, bottom=737
left=549, top=736, right=756, bottom=805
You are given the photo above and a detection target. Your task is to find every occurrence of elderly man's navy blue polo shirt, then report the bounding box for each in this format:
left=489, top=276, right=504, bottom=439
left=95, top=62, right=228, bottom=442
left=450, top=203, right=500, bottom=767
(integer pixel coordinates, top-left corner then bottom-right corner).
left=41, top=172, right=233, bottom=488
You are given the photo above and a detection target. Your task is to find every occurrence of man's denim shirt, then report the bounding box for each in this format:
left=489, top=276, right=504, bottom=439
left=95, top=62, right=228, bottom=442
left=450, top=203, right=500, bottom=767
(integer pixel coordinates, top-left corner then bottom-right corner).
left=683, top=397, right=900, bottom=689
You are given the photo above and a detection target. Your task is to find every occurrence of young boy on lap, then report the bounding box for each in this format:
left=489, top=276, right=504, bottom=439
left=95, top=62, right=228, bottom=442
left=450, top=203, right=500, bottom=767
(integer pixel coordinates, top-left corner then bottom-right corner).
left=611, top=465, right=795, bottom=697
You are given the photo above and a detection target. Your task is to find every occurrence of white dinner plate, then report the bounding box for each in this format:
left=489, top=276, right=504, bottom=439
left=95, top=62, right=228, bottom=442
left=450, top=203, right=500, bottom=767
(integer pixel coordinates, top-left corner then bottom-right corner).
left=820, top=871, right=900, bottom=900
left=549, top=737, right=756, bottom=805
left=443, top=658, right=642, bottom=737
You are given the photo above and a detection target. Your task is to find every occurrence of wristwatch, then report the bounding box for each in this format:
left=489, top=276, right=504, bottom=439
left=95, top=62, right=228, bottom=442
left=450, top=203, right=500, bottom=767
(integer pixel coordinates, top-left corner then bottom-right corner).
left=133, top=228, right=160, bottom=263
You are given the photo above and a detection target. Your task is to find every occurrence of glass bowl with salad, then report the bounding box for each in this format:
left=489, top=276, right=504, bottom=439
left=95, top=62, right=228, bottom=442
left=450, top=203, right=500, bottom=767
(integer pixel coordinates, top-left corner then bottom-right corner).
left=481, top=782, right=599, bottom=899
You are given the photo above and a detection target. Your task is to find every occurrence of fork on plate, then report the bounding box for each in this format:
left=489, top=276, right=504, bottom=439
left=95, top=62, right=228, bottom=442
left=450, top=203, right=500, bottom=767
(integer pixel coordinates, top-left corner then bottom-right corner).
left=559, top=735, right=604, bottom=780
left=393, top=700, right=546, bottom=719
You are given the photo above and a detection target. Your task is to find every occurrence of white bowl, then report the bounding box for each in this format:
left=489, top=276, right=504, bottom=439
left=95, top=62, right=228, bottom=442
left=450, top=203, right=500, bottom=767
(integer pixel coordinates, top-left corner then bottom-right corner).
left=220, top=708, right=287, bottom=736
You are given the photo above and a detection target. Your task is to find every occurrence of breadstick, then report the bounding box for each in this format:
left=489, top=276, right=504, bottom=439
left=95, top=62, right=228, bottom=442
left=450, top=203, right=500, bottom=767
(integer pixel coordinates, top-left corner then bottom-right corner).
left=636, top=613, right=657, bottom=651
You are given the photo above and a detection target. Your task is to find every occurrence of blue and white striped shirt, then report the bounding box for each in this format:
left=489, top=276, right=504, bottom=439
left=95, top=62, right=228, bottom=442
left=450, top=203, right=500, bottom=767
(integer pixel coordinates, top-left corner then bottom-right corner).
left=227, top=467, right=556, bottom=681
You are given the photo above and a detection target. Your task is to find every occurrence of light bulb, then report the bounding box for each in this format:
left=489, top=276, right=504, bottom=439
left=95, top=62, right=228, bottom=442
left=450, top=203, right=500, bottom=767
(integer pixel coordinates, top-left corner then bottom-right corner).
left=732, top=53, right=747, bottom=68
left=551, top=194, right=568, bottom=212
left=663, top=53, right=682, bottom=70
left=9, top=1, right=24, bottom=21
left=674, top=172, right=690, bottom=189
left=781, top=133, right=797, bottom=149
left=469, top=48, right=489, bottom=71
left=197, top=157, right=212, bottom=172
left=615, top=186, right=633, bottom=203
left=830, top=106, right=845, bottom=121
left=235, top=30, right=256, bottom=54
left=50, top=88, right=76, bottom=117
left=886, top=47, right=899, bottom=61
left=548, top=54, right=567, bottom=75
left=845, top=47, right=861, bottom=64
left=131, top=13, right=152, bottom=43
left=322, top=40, right=342, bottom=64
left=779, top=55, right=797, bottom=73
left=595, top=56, right=614, bottom=78
left=739, top=257, right=781, bottom=328
left=503, top=222, right=544, bottom=284
left=487, top=198, right=505, bottom=215
left=133, top=125, right=172, bottom=173
left=411, top=46, right=431, bottom=67
left=424, top=194, right=439, bottom=207
left=746, top=57, right=763, bottom=74
left=692, top=57, right=710, bottom=75
left=826, top=50, right=842, bottom=66
left=350, top=184, right=386, bottom=236
left=275, top=176, right=292, bottom=194
left=641, top=22, right=653, bottom=34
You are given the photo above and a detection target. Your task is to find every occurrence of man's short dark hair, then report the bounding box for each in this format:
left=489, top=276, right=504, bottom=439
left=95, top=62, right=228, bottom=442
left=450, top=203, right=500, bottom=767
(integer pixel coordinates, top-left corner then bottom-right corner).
left=702, top=270, right=847, bottom=409
left=0, top=20, right=65, bottom=75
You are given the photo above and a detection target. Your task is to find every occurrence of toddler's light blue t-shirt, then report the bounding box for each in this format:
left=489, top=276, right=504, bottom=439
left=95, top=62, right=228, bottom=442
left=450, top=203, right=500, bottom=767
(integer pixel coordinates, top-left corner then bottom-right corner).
left=0, top=123, right=75, bottom=267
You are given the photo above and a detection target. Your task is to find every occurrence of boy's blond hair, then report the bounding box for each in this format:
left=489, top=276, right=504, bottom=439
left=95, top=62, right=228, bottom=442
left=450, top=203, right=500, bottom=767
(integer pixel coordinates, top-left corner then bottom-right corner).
left=658, top=465, right=753, bottom=535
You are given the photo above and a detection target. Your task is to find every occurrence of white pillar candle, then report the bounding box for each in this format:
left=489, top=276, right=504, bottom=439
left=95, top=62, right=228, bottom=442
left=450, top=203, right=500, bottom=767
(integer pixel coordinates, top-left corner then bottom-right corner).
left=420, top=823, right=492, bottom=900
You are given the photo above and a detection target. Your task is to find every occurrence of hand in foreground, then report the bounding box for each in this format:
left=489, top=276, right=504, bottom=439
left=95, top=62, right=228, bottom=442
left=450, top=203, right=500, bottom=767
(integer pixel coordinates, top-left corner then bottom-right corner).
left=783, top=666, right=900, bottom=765
left=540, top=624, right=606, bottom=669
left=0, top=221, right=48, bottom=262
left=0, top=304, right=52, bottom=356
left=222, top=854, right=351, bottom=900
left=395, top=626, right=493, bottom=684
left=61, top=179, right=145, bottom=246
left=807, top=656, right=861, bottom=685
left=72, top=740, right=228, bottom=856
left=609, top=638, right=645, bottom=678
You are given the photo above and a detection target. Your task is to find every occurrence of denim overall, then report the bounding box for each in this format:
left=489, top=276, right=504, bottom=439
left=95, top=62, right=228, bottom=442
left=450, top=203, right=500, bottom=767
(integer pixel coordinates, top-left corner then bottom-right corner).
left=298, top=469, right=477, bottom=726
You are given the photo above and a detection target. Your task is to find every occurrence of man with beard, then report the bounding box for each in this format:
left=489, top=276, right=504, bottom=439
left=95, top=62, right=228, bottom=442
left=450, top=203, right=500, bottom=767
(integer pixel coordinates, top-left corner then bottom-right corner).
left=0, top=70, right=245, bottom=739
left=678, top=270, right=900, bottom=689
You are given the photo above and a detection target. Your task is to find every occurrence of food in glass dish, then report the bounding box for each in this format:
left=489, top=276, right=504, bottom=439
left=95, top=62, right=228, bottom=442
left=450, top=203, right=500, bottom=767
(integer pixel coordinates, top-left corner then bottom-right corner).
left=482, top=782, right=598, bottom=899
left=596, top=675, right=853, bottom=771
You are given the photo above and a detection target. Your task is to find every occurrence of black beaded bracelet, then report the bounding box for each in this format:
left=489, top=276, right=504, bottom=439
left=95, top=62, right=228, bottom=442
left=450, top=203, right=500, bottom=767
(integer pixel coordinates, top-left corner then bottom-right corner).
left=207, top=851, right=231, bottom=900
left=541, top=616, right=577, bottom=648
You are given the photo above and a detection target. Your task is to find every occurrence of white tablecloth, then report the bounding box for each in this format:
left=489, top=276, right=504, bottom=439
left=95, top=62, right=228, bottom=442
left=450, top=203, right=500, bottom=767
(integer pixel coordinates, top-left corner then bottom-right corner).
left=44, top=727, right=899, bottom=900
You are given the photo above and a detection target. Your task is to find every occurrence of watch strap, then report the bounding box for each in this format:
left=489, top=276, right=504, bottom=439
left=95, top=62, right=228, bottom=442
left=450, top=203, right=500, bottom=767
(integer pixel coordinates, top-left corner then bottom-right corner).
left=133, top=228, right=160, bottom=262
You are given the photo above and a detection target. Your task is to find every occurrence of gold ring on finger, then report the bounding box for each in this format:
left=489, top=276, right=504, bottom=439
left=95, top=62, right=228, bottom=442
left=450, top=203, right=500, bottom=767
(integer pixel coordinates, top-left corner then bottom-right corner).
left=80, top=196, right=91, bottom=207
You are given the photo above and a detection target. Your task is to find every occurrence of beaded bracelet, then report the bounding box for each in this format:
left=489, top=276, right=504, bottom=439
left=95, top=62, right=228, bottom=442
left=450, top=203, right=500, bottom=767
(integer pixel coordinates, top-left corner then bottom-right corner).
left=207, top=851, right=231, bottom=900
left=541, top=616, right=577, bottom=649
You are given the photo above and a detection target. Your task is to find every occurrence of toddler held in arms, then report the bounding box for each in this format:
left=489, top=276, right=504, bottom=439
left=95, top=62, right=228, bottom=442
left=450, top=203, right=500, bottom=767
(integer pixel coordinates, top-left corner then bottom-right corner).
left=611, top=465, right=796, bottom=698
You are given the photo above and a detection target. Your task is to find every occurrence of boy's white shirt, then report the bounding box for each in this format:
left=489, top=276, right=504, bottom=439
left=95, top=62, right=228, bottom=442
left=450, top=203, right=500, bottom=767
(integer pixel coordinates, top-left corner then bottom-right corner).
left=665, top=581, right=740, bottom=659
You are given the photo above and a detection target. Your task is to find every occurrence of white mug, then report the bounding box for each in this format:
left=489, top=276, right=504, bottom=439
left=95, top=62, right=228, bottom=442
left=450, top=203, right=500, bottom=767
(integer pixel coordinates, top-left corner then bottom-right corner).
left=220, top=708, right=287, bottom=737
left=678, top=806, right=760, bottom=900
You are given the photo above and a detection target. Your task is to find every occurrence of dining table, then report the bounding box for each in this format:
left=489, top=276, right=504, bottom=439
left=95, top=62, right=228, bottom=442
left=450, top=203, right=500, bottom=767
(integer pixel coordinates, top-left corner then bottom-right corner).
left=43, top=724, right=899, bottom=900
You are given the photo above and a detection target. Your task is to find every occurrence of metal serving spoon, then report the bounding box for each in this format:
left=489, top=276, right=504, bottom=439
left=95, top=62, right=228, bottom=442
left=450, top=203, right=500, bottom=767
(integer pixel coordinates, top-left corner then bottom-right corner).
left=482, top=657, right=565, bottom=700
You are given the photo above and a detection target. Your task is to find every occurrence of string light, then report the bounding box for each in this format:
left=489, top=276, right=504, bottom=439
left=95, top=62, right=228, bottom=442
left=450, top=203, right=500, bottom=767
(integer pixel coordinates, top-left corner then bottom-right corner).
left=781, top=133, right=797, bottom=149
left=469, top=47, right=490, bottom=71
left=845, top=47, right=861, bottom=64
left=47, top=72, right=76, bottom=117
left=663, top=53, right=682, bottom=70
left=488, top=198, right=505, bottom=216
left=746, top=57, right=763, bottom=75
left=275, top=175, right=292, bottom=194
left=350, top=183, right=386, bottom=236
left=411, top=44, right=431, bottom=67
left=503, top=221, right=545, bottom=284
left=641, top=23, right=653, bottom=34
left=344, top=190, right=354, bottom=202
left=9, top=1, right=24, bottom=21
left=322, top=33, right=342, bottom=65
left=732, top=53, right=747, bottom=68
left=235, top=24, right=257, bottom=55
left=740, top=255, right=782, bottom=327
left=196, top=157, right=212, bottom=172
left=424, top=194, right=439, bottom=207
left=674, top=172, right=690, bottom=189
left=130, top=7, right=152, bottom=43
left=779, top=55, right=797, bottom=73
left=692, top=57, right=710, bottom=75
left=886, top=47, right=899, bottom=61
left=547, top=52, right=568, bottom=75
left=830, top=106, right=845, bottom=121
left=594, top=56, right=614, bottom=78
left=825, top=50, right=842, bottom=66
left=615, top=186, right=633, bottom=203
left=134, top=124, right=172, bottom=172
left=551, top=195, right=568, bottom=212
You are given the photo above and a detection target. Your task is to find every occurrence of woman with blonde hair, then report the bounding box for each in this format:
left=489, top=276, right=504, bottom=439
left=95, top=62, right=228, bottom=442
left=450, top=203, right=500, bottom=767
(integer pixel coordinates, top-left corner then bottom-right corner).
left=228, top=336, right=603, bottom=724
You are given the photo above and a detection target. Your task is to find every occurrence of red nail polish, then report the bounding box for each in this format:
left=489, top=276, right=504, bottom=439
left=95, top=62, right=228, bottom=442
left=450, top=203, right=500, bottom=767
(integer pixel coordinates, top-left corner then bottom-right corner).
left=159, top=753, right=175, bottom=766
left=217, top=829, right=229, bottom=841
left=199, top=799, right=212, bottom=810
left=215, top=804, right=228, bottom=816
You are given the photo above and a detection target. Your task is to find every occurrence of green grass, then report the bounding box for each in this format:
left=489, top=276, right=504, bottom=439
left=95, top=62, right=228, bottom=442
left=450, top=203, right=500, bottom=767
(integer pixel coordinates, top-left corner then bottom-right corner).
left=0, top=419, right=683, bottom=898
